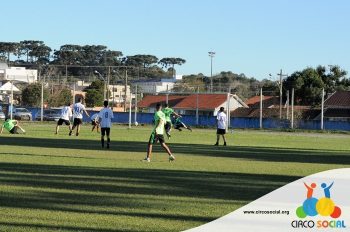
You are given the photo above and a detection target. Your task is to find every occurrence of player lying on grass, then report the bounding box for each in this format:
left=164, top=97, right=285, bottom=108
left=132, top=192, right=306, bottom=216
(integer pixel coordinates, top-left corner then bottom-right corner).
left=143, top=103, right=175, bottom=162
left=173, top=115, right=192, bottom=132
left=91, top=113, right=100, bottom=133
left=55, top=102, right=72, bottom=135
left=1, top=118, right=26, bottom=134
left=162, top=104, right=180, bottom=139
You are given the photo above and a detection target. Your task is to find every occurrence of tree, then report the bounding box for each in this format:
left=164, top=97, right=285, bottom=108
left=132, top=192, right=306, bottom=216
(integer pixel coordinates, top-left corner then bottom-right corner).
left=18, top=40, right=47, bottom=62
left=22, top=83, right=49, bottom=107
left=85, top=89, right=103, bottom=107
left=0, top=42, right=20, bottom=62
left=48, top=88, right=72, bottom=107
left=284, top=67, right=325, bottom=106
left=84, top=80, right=105, bottom=107
left=159, top=57, right=186, bottom=77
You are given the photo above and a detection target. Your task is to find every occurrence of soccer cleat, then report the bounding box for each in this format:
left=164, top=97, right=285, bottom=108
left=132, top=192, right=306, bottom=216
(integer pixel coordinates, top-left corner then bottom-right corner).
left=107, top=143, right=110, bottom=149
left=76, top=132, right=79, bottom=136
left=169, top=155, right=175, bottom=162
left=142, top=157, right=151, bottom=162
left=69, top=130, right=72, bottom=136
left=224, top=142, right=227, bottom=146
left=214, top=142, right=219, bottom=146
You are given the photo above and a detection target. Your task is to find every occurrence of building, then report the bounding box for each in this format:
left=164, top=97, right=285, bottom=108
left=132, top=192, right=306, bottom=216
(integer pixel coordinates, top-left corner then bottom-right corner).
left=72, top=81, right=133, bottom=106
left=134, top=75, right=182, bottom=94
left=322, top=91, right=350, bottom=121
left=138, top=94, right=247, bottom=115
left=0, top=63, right=37, bottom=84
left=107, top=84, right=132, bottom=105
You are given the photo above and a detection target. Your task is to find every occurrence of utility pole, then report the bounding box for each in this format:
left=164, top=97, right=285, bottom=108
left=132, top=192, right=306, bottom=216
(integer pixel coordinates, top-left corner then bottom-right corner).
left=124, top=69, right=128, bottom=112
left=208, top=51, right=215, bottom=93
left=277, top=69, right=287, bottom=119
left=134, top=84, right=138, bottom=125
left=107, top=66, right=111, bottom=103
left=286, top=90, right=289, bottom=120
left=291, top=88, right=294, bottom=129
left=260, top=88, right=263, bottom=129
left=196, top=87, right=199, bottom=125
left=321, top=88, right=325, bottom=130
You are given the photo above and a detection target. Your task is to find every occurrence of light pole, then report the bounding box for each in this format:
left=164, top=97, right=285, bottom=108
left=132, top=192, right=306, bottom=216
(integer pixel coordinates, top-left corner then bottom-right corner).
left=270, top=70, right=287, bottom=119
left=208, top=51, right=215, bottom=93
left=94, top=70, right=107, bottom=101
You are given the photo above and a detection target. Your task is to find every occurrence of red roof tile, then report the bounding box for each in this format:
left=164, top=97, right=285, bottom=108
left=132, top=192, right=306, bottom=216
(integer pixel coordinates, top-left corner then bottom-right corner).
left=245, top=95, right=280, bottom=108
left=138, top=95, right=186, bottom=108
left=173, top=94, right=228, bottom=110
left=325, top=91, right=350, bottom=107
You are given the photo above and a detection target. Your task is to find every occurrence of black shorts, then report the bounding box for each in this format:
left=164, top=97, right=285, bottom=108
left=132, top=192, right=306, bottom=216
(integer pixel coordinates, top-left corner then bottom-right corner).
left=91, top=120, right=98, bottom=126
left=174, top=122, right=184, bottom=129
left=101, top=128, right=110, bottom=136
left=164, top=121, right=172, bottom=132
left=148, top=132, right=165, bottom=144
left=73, top=118, right=83, bottom=126
left=57, top=118, right=70, bottom=126
left=9, top=127, right=18, bottom=134
left=217, top=128, right=226, bottom=135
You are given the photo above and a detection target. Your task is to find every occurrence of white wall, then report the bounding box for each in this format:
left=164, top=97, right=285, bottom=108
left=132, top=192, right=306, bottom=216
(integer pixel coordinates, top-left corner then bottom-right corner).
left=137, top=81, right=175, bottom=93
left=3, top=67, right=37, bottom=83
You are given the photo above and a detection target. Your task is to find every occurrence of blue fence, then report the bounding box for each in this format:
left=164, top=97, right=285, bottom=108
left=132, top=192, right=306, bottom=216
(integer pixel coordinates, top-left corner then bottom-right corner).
left=26, top=108, right=350, bottom=131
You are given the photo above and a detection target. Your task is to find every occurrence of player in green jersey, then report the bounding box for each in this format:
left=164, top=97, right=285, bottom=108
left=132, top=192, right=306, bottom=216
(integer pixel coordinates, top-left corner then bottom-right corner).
left=0, top=118, right=26, bottom=134
left=143, top=103, right=175, bottom=162
left=162, top=103, right=180, bottom=139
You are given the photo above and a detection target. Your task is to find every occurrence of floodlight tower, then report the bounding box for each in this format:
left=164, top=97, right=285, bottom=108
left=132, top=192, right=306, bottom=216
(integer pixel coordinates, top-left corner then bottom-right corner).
left=208, top=51, right=216, bottom=93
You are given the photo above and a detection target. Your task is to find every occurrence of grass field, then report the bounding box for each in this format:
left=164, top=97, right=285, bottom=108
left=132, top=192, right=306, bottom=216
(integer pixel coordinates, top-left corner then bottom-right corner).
left=0, top=123, right=350, bottom=232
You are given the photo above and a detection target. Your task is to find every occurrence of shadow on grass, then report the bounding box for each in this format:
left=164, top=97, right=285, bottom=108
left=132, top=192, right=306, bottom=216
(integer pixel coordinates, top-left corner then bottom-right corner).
left=0, top=136, right=350, bottom=164
left=0, top=162, right=301, bottom=231
left=0, top=222, right=132, bottom=232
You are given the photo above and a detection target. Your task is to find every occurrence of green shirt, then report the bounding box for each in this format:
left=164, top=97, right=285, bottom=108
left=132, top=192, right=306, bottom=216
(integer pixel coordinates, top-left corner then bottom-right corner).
left=3, top=120, right=15, bottom=132
left=153, top=111, right=165, bottom=135
left=162, top=107, right=174, bottom=122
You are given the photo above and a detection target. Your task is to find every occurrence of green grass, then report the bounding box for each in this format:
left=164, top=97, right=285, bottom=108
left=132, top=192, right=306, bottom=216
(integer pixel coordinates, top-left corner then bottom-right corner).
left=0, top=123, right=349, bottom=232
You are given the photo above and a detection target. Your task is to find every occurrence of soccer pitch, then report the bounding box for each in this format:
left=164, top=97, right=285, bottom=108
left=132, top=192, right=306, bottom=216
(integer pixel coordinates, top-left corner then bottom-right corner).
left=0, top=123, right=349, bottom=232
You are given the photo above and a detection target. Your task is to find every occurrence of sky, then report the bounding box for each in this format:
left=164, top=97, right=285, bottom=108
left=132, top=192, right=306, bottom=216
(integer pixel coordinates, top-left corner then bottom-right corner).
left=2, top=0, right=350, bottom=79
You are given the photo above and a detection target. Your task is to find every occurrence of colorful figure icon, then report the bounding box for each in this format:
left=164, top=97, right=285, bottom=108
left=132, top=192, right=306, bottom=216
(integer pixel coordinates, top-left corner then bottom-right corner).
left=296, top=181, right=341, bottom=219
left=304, top=182, right=316, bottom=198
left=321, top=182, right=334, bottom=198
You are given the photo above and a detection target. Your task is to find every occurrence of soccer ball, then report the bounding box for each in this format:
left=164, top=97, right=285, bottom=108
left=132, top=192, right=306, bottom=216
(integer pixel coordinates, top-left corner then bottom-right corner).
left=134, top=122, right=139, bottom=126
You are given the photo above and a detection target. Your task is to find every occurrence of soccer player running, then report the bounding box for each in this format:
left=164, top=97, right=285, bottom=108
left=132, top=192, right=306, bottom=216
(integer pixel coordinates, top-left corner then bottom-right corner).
left=144, top=103, right=175, bottom=162
left=1, top=118, right=26, bottom=134
left=98, top=100, right=114, bottom=149
left=214, top=107, right=227, bottom=146
left=70, top=98, right=90, bottom=136
left=162, top=103, right=180, bottom=139
left=55, top=102, right=72, bottom=134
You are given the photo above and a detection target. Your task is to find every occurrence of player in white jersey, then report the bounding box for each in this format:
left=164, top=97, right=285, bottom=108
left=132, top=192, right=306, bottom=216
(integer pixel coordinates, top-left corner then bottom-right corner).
left=55, top=103, right=72, bottom=134
left=90, top=113, right=100, bottom=132
left=214, top=107, right=227, bottom=146
left=98, top=100, right=114, bottom=149
left=69, top=98, right=90, bottom=136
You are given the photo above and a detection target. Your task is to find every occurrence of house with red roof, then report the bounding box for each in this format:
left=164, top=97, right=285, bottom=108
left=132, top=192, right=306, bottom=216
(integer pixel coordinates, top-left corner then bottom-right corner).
left=321, top=91, right=350, bottom=121
left=138, top=94, right=247, bottom=115
left=245, top=95, right=280, bottom=108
